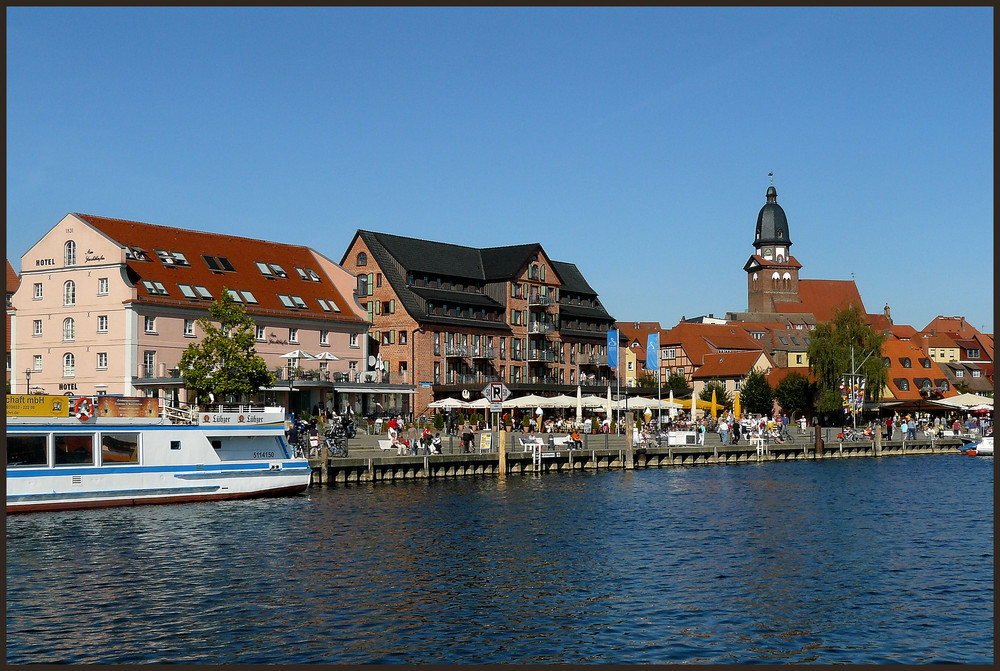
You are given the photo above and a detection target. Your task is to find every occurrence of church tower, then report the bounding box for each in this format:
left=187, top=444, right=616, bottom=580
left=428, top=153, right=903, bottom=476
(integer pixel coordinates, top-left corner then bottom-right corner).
left=743, top=181, right=802, bottom=313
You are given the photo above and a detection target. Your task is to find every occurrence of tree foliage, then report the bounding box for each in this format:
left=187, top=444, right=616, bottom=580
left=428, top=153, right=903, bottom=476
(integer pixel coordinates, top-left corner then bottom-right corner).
left=699, top=378, right=731, bottom=408
left=740, top=369, right=774, bottom=416
left=807, top=304, right=887, bottom=416
left=663, top=371, right=692, bottom=398
left=634, top=371, right=658, bottom=388
left=179, top=290, right=275, bottom=404
left=773, top=371, right=814, bottom=419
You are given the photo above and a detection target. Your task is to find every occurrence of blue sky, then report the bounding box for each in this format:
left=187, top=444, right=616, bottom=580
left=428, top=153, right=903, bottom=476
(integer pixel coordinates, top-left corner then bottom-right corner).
left=6, top=7, right=994, bottom=334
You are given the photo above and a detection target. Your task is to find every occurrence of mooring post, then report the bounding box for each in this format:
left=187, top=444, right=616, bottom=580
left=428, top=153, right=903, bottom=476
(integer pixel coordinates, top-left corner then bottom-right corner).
left=498, top=427, right=507, bottom=480
left=874, top=424, right=882, bottom=457
left=625, top=414, right=634, bottom=470
left=813, top=418, right=823, bottom=459
left=320, top=444, right=328, bottom=484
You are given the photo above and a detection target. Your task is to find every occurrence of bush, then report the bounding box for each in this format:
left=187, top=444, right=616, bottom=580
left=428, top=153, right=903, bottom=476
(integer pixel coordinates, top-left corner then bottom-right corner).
left=433, top=412, right=444, bottom=431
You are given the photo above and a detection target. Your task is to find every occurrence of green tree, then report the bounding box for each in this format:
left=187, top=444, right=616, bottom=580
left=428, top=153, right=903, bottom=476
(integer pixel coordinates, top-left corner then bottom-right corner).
left=699, top=378, right=731, bottom=408
left=740, top=369, right=774, bottom=416
left=635, top=371, right=658, bottom=388
left=179, top=289, right=275, bottom=404
left=807, top=304, right=887, bottom=419
left=773, top=371, right=814, bottom=420
left=663, top=371, right=691, bottom=397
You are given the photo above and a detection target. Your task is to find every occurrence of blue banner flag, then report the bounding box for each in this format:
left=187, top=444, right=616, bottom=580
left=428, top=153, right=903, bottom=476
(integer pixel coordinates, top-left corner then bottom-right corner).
left=646, top=332, right=659, bottom=372
left=607, top=329, right=619, bottom=369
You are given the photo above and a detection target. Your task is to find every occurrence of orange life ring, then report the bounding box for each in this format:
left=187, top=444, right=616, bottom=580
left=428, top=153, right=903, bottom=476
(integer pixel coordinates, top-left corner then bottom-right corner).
left=74, top=396, right=94, bottom=421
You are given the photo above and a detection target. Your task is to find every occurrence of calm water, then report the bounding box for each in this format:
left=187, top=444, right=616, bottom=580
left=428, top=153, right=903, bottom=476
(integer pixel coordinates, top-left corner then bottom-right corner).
left=6, top=454, right=993, bottom=664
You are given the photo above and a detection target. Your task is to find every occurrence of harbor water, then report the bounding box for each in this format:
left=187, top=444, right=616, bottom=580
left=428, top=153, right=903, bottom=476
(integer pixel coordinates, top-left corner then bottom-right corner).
left=5, top=454, right=993, bottom=664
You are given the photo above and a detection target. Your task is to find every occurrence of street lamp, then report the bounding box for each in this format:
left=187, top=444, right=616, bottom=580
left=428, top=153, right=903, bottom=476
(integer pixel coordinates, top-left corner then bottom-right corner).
left=24, top=368, right=32, bottom=394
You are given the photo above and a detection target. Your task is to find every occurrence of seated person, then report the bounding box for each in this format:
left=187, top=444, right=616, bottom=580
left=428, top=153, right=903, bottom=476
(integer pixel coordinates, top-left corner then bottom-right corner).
left=569, top=430, right=583, bottom=449
left=431, top=432, right=443, bottom=454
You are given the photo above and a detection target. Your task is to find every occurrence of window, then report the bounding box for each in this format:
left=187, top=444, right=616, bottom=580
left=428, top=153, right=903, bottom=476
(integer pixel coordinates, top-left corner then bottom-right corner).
left=795, top=354, right=803, bottom=364
left=919, top=358, right=931, bottom=368
left=349, top=333, right=359, bottom=348
left=367, top=273, right=374, bottom=296
left=145, top=316, right=156, bottom=333
left=64, top=280, right=76, bottom=306
left=968, top=349, right=980, bottom=359
left=100, top=432, right=139, bottom=464
left=296, top=267, right=309, bottom=280
left=318, top=299, right=331, bottom=312
left=144, top=351, right=155, bottom=376
left=178, top=284, right=197, bottom=299
left=256, top=325, right=265, bottom=341
left=399, top=330, right=407, bottom=345
left=376, top=273, right=382, bottom=288
left=97, top=352, right=108, bottom=370
left=955, top=369, right=964, bottom=378
left=278, top=294, right=295, bottom=308
left=434, top=332, right=440, bottom=356
left=63, top=318, right=75, bottom=341
left=972, top=370, right=981, bottom=378
left=896, top=378, right=909, bottom=391
left=142, top=280, right=169, bottom=296
left=65, top=240, right=77, bottom=266
left=98, top=315, right=108, bottom=333
left=55, top=433, right=93, bottom=466
left=663, top=348, right=676, bottom=360
left=63, top=353, right=75, bottom=377
left=900, top=358, right=911, bottom=368
left=357, top=252, right=367, bottom=266
left=33, top=283, right=43, bottom=300
left=33, top=355, right=42, bottom=371
left=33, top=320, right=42, bottom=337
left=7, top=435, right=48, bottom=467
left=98, top=277, right=109, bottom=295
left=289, top=328, right=298, bottom=343
left=268, top=263, right=287, bottom=278
left=195, top=286, right=212, bottom=299
left=184, top=319, right=195, bottom=337
left=240, top=290, right=258, bottom=304
left=256, top=261, right=273, bottom=276
left=291, top=296, right=308, bottom=309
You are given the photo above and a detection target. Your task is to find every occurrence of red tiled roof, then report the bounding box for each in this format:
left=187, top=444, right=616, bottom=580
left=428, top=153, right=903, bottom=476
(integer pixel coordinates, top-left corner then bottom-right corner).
left=6, top=259, right=19, bottom=294
left=692, top=350, right=773, bottom=379
left=765, top=366, right=816, bottom=387
left=880, top=339, right=957, bottom=401
left=660, top=322, right=764, bottom=366
left=921, top=316, right=983, bottom=339
left=746, top=254, right=803, bottom=269
left=916, top=332, right=960, bottom=349
left=773, top=279, right=865, bottom=323
left=888, top=324, right=917, bottom=339
left=75, top=214, right=364, bottom=324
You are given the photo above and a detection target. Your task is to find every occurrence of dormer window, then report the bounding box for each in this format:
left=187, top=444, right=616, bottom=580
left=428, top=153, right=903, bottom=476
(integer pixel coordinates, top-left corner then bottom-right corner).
left=900, top=358, right=911, bottom=368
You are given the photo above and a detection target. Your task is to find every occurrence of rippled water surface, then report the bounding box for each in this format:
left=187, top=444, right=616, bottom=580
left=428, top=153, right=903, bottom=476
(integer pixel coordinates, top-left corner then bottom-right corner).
left=6, top=454, right=993, bottom=663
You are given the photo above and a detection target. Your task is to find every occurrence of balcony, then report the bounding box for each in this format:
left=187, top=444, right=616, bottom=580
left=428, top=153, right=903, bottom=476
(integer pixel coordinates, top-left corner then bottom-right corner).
left=527, top=349, right=556, bottom=363
left=528, top=375, right=559, bottom=385
left=528, top=292, right=557, bottom=307
left=469, top=346, right=496, bottom=359
left=580, top=354, right=607, bottom=366
left=510, top=351, right=525, bottom=361
left=527, top=322, right=556, bottom=335
left=444, top=345, right=469, bottom=358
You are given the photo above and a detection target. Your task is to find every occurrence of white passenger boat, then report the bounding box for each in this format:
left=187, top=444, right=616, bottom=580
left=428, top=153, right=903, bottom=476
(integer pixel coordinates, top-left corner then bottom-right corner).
left=6, top=395, right=311, bottom=514
left=963, top=435, right=993, bottom=457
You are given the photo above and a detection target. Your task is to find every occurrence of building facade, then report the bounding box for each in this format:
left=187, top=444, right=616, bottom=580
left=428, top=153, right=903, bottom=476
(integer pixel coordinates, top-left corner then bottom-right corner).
left=9, top=213, right=384, bottom=416
left=340, top=230, right=617, bottom=415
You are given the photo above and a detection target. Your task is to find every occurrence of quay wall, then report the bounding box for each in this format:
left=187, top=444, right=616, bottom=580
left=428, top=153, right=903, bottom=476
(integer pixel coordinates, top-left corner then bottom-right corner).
left=308, top=436, right=968, bottom=486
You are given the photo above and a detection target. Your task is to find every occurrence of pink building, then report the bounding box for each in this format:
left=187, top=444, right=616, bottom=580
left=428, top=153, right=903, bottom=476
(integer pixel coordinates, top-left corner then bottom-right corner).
left=9, top=213, right=383, bottom=416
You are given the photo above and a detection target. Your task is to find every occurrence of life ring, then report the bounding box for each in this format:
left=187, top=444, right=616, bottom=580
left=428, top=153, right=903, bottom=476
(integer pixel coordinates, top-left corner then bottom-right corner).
left=73, top=397, right=94, bottom=422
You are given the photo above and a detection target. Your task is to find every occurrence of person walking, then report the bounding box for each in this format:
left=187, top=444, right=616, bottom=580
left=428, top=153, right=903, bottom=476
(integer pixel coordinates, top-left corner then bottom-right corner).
left=697, top=421, right=706, bottom=445
left=719, top=417, right=730, bottom=445
left=886, top=416, right=893, bottom=440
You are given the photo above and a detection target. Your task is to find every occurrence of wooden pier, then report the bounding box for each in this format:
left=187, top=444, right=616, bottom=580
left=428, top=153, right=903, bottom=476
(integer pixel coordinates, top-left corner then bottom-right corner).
left=308, top=436, right=967, bottom=486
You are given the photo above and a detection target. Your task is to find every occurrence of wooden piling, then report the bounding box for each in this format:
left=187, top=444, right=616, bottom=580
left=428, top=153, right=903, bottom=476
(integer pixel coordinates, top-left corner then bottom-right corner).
left=498, top=428, right=507, bottom=480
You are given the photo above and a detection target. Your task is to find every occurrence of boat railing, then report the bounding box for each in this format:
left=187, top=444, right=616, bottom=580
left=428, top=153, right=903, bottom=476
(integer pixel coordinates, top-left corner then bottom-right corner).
left=164, top=405, right=198, bottom=424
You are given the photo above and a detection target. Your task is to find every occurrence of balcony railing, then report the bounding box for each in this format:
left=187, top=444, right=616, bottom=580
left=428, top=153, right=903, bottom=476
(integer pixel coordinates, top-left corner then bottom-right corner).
left=510, top=351, right=524, bottom=361
left=528, top=322, right=556, bottom=335
left=528, top=375, right=559, bottom=385
left=580, top=354, right=607, bottom=366
left=528, top=293, right=557, bottom=307
left=444, top=345, right=469, bottom=358
left=527, top=349, right=556, bottom=362
left=469, top=346, right=496, bottom=359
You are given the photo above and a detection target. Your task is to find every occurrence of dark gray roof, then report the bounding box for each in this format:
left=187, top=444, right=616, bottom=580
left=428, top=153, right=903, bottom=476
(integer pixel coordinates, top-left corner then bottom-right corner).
left=410, top=286, right=504, bottom=309
left=754, top=185, right=792, bottom=248
left=550, top=260, right=596, bottom=295
left=560, top=302, right=615, bottom=322
left=367, top=231, right=486, bottom=279
left=481, top=244, right=544, bottom=281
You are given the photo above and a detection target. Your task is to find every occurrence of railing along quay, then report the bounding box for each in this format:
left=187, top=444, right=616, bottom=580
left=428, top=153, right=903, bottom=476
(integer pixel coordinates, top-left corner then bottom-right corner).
left=307, top=434, right=968, bottom=486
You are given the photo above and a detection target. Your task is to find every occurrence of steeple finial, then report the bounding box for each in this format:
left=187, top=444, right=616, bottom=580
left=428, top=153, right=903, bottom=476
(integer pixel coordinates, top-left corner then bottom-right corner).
left=768, top=171, right=774, bottom=185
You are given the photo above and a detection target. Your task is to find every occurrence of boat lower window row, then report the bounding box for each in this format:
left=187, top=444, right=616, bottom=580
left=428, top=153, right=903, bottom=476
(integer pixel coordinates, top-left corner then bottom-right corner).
left=7, top=432, right=141, bottom=468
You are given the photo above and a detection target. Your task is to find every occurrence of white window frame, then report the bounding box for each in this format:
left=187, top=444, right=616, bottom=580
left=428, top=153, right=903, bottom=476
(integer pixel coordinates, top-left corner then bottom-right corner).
left=144, top=316, right=156, bottom=334
left=97, top=352, right=108, bottom=370
left=64, top=280, right=76, bottom=306
left=33, top=354, right=42, bottom=371
left=33, top=283, right=43, bottom=300
left=98, top=277, right=109, bottom=295
left=63, top=317, right=75, bottom=342
left=349, top=333, right=359, bottom=348
left=63, top=352, right=75, bottom=378
left=33, top=320, right=43, bottom=337
left=184, top=319, right=195, bottom=337
left=319, top=330, right=329, bottom=345
left=289, top=328, right=299, bottom=343
left=98, top=315, right=108, bottom=333
left=256, top=325, right=265, bottom=341
left=65, top=240, right=76, bottom=266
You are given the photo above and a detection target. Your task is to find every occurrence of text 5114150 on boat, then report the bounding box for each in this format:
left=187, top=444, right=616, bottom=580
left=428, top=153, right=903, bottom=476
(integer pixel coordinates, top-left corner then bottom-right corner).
left=6, top=395, right=311, bottom=514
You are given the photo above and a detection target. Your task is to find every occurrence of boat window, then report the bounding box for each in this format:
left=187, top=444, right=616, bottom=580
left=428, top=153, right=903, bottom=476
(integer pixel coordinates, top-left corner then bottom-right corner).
left=54, top=434, right=95, bottom=466
left=7, top=435, right=48, bottom=467
left=211, top=440, right=223, bottom=450
left=100, top=433, right=140, bottom=464
left=170, top=441, right=181, bottom=450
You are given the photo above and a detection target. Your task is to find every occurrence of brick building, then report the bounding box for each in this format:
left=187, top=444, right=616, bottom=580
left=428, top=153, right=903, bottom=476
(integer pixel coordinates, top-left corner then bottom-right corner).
left=340, top=230, right=616, bottom=415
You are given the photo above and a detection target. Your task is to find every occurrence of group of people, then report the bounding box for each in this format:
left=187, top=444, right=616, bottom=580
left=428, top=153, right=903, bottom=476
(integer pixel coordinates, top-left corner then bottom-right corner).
left=387, top=416, right=443, bottom=455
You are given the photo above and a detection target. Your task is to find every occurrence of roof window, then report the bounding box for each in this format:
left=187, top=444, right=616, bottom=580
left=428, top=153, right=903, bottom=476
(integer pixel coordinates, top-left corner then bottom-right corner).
left=240, top=290, right=258, bottom=304
left=318, top=299, right=331, bottom=312
left=291, top=295, right=308, bottom=309
left=194, top=286, right=212, bottom=299
left=919, top=358, right=931, bottom=368
left=227, top=289, right=243, bottom=302
left=269, top=264, right=287, bottom=278
left=296, top=267, right=309, bottom=280
left=178, top=284, right=197, bottom=299
left=278, top=294, right=295, bottom=308
left=155, top=250, right=190, bottom=267
left=256, top=262, right=273, bottom=277
left=900, top=357, right=912, bottom=368
left=142, top=280, right=169, bottom=296
left=203, top=255, right=236, bottom=272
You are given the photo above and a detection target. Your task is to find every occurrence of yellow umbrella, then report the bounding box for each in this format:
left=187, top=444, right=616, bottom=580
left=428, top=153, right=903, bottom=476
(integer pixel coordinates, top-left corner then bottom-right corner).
left=734, top=391, right=741, bottom=420
left=711, top=389, right=718, bottom=419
